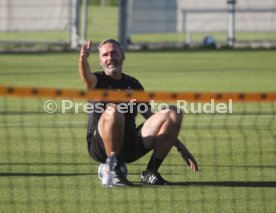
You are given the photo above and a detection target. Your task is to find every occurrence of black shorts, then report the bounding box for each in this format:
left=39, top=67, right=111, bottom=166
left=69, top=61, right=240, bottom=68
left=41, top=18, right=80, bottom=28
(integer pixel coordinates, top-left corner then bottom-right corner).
left=87, top=123, right=151, bottom=163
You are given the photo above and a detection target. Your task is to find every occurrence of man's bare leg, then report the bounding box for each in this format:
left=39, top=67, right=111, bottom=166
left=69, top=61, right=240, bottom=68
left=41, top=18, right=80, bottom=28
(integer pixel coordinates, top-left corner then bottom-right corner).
left=142, top=106, right=183, bottom=159
left=98, top=104, right=125, bottom=157
left=141, top=106, right=183, bottom=185
left=97, top=104, right=132, bottom=186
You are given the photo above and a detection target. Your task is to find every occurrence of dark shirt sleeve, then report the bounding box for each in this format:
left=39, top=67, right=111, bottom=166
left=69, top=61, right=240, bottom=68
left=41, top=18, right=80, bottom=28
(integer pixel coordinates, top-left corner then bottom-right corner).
left=94, top=72, right=106, bottom=89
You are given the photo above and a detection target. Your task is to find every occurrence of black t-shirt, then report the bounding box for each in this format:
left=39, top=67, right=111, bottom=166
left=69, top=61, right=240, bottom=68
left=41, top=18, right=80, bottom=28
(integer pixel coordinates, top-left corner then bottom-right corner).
left=94, top=71, right=144, bottom=90
left=87, top=71, right=145, bottom=136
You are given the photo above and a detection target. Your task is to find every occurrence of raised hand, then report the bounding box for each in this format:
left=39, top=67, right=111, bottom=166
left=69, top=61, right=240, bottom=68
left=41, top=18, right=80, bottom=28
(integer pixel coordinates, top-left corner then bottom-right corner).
left=78, top=40, right=98, bottom=89
left=80, top=40, right=92, bottom=60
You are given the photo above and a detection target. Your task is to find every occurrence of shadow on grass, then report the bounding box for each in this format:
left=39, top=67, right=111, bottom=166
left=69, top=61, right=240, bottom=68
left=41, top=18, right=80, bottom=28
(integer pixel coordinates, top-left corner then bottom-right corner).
left=170, top=181, right=276, bottom=188
left=1, top=172, right=275, bottom=188
left=124, top=181, right=276, bottom=188
left=0, top=172, right=91, bottom=177
left=0, top=162, right=94, bottom=166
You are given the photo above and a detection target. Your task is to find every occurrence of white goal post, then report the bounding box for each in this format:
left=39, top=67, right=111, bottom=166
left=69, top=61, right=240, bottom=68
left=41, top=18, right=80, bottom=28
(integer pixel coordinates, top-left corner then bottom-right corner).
left=0, top=0, right=87, bottom=49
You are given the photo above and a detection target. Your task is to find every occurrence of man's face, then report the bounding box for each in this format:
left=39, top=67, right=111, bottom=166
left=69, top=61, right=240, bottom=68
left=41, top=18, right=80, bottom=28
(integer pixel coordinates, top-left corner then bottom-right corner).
left=99, top=42, right=125, bottom=79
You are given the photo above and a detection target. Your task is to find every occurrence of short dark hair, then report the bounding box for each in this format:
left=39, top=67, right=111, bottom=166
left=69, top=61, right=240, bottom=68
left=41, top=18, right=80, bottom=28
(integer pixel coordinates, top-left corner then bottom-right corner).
left=98, top=38, right=124, bottom=54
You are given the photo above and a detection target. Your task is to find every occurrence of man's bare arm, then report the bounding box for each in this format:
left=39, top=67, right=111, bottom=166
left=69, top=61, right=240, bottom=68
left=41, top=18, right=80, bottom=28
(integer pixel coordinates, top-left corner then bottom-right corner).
left=78, top=40, right=98, bottom=89
left=175, top=139, right=199, bottom=172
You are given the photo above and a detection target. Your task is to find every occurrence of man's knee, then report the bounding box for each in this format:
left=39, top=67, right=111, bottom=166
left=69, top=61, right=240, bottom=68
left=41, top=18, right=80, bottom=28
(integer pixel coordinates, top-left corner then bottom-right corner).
left=160, top=105, right=183, bottom=123
left=102, top=104, right=125, bottom=123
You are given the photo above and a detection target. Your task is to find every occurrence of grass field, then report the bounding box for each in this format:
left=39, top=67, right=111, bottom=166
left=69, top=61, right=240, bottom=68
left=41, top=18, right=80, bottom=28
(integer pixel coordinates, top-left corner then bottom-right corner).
left=1, top=49, right=276, bottom=91
left=0, top=49, right=275, bottom=213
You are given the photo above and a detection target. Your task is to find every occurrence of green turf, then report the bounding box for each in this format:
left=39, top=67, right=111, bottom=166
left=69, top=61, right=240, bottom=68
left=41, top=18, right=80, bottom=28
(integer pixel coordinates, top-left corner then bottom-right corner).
left=0, top=50, right=276, bottom=91
left=0, top=49, right=276, bottom=212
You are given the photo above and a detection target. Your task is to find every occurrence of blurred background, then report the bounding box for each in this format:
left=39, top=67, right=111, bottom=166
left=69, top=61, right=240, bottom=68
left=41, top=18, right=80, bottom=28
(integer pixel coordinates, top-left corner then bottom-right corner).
left=1, top=0, right=276, bottom=51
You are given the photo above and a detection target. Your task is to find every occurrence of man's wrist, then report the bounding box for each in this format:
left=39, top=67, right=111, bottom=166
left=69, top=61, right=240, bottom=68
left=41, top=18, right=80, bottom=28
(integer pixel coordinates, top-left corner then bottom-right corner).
left=175, top=142, right=185, bottom=152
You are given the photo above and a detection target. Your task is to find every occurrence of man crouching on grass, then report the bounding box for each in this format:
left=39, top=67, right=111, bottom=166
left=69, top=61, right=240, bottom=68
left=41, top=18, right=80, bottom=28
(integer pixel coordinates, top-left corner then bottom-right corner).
left=78, top=38, right=198, bottom=187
